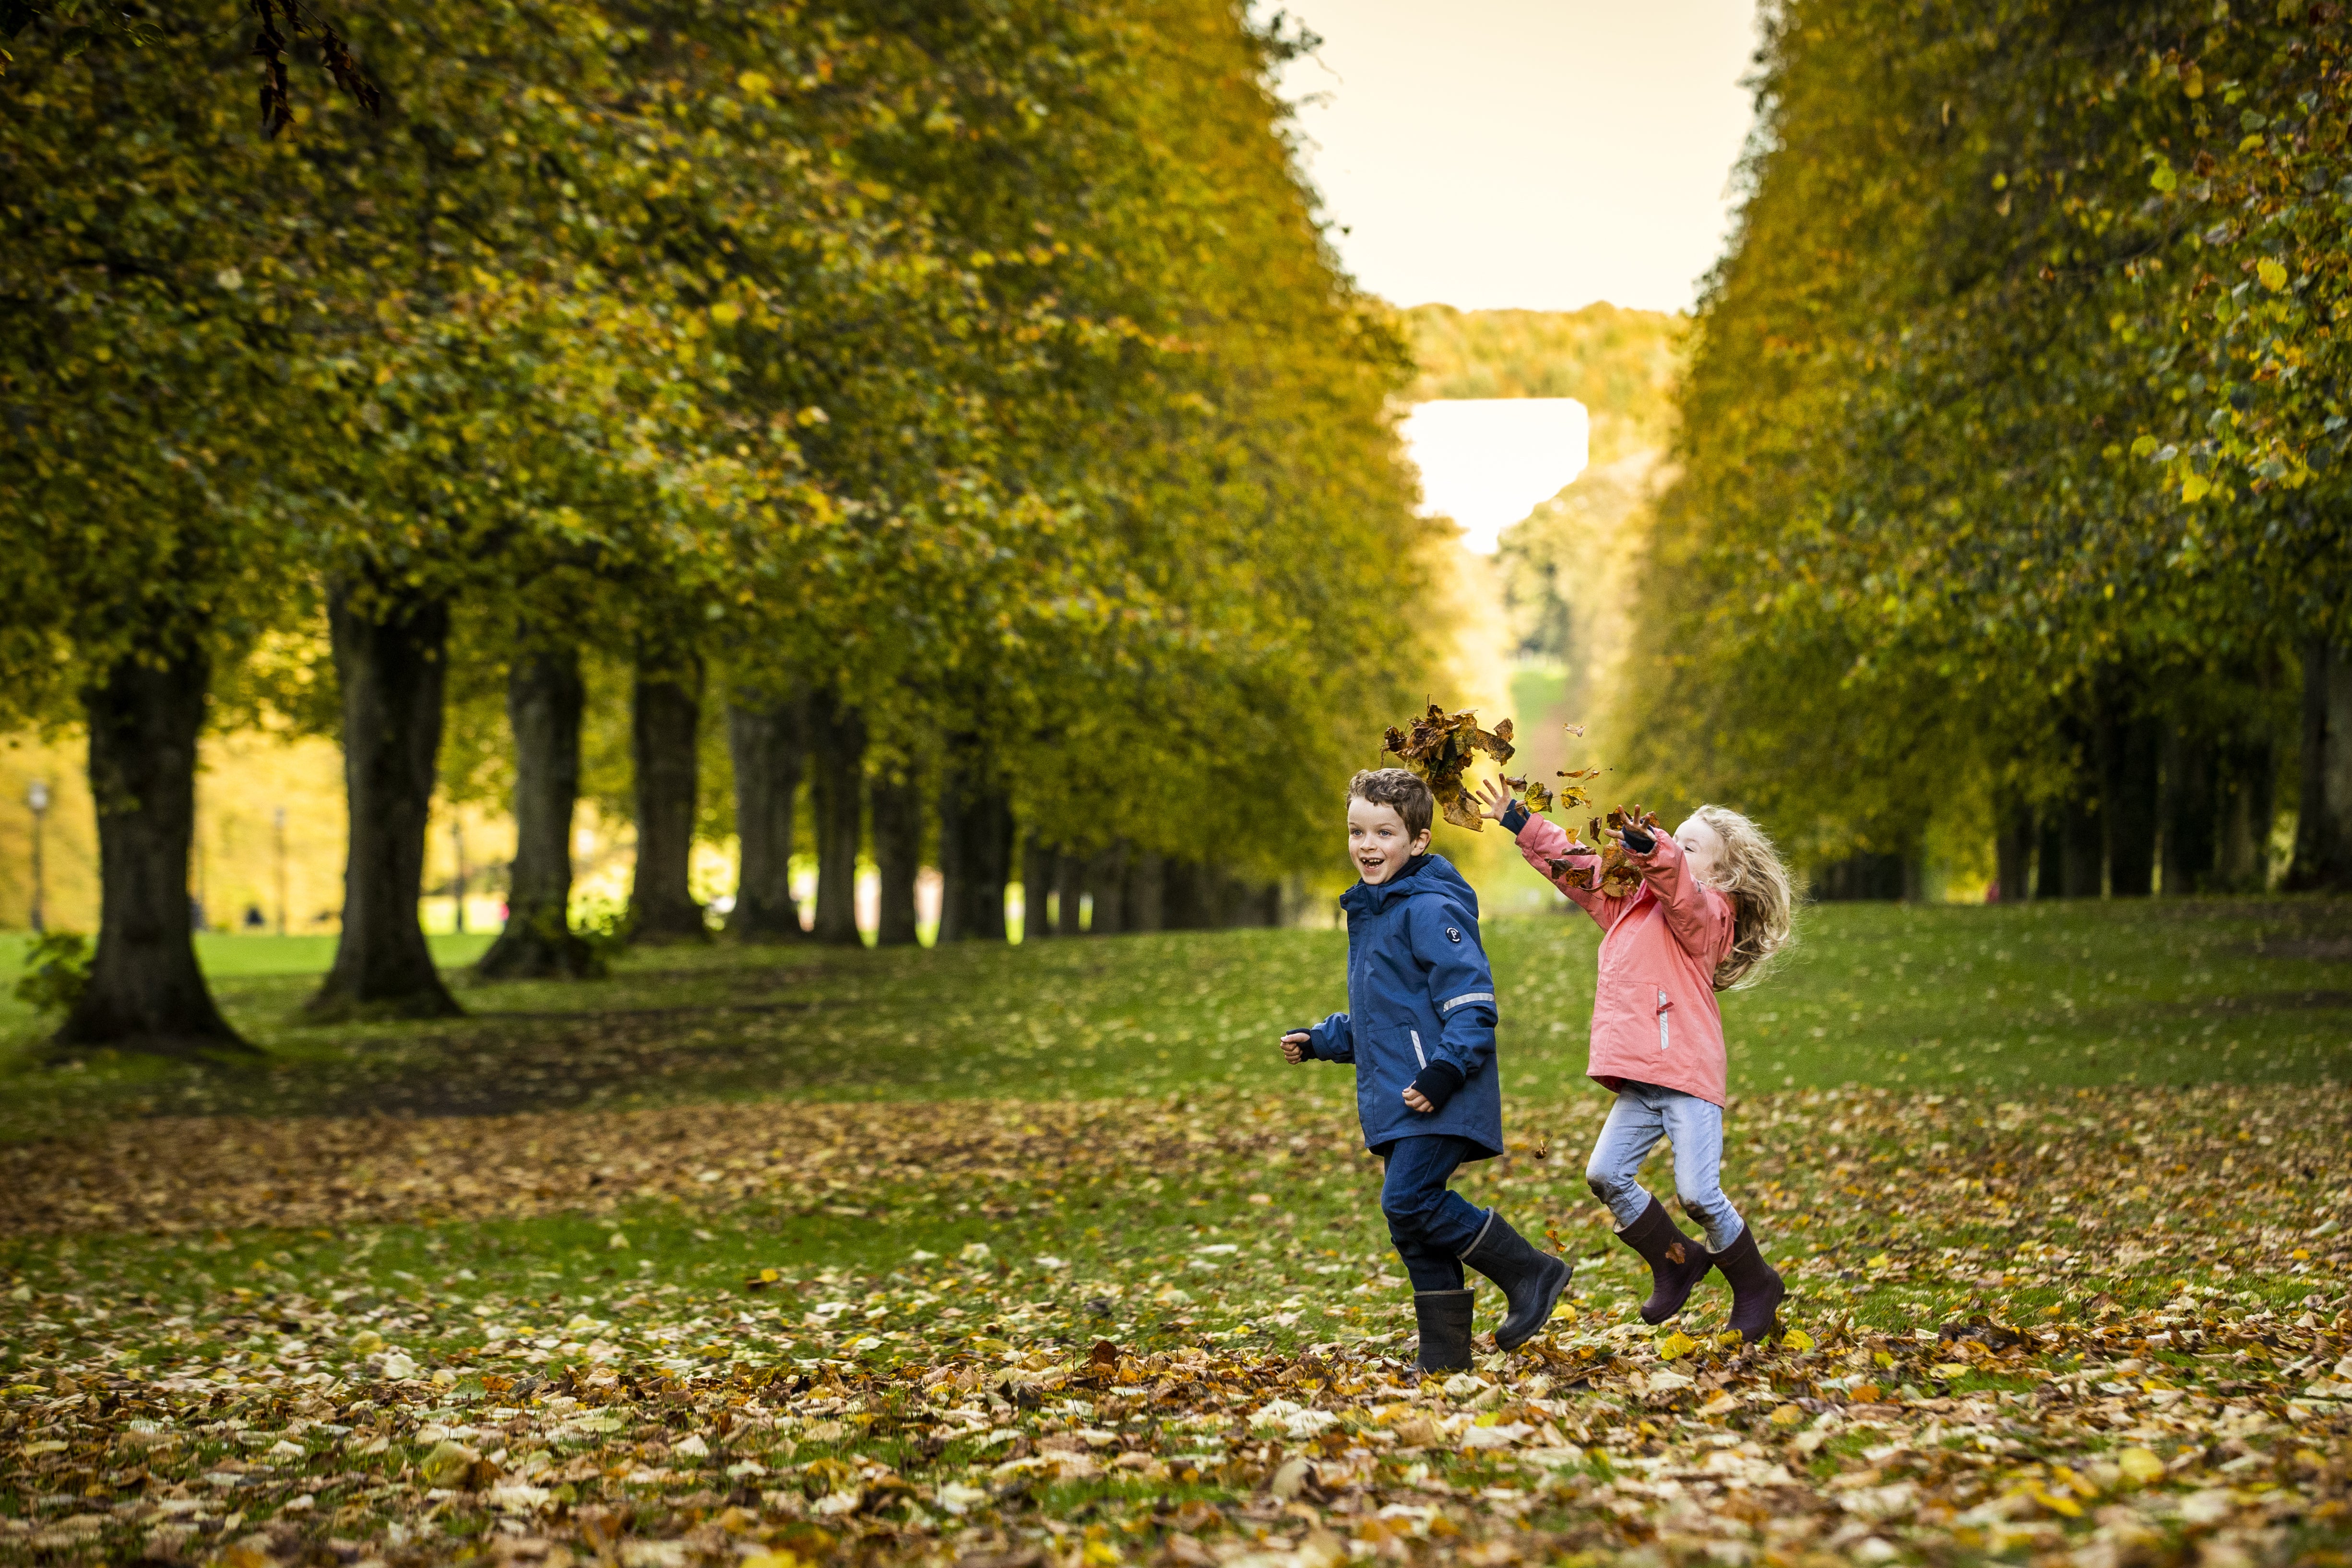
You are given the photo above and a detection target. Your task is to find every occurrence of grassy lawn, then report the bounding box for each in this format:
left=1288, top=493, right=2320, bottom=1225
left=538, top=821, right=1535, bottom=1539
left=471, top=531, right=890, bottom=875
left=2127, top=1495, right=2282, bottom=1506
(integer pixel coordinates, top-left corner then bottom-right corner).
left=0, top=899, right=2347, bottom=1566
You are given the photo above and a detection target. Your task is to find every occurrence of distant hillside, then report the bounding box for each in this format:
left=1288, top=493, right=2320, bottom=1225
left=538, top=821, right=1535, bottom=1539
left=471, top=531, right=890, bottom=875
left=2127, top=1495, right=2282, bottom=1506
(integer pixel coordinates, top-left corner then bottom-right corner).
left=1405, top=302, right=1684, bottom=463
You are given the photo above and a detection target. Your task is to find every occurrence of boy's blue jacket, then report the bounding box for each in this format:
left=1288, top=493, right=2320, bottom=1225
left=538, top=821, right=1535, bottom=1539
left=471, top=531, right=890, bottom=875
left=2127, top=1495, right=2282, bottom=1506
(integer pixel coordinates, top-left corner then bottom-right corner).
left=1302, top=853, right=1503, bottom=1160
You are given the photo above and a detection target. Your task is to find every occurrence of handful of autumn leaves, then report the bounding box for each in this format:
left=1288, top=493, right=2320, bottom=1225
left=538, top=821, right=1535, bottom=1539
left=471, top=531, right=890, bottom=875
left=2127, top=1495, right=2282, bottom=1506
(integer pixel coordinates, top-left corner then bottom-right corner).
left=1382, top=706, right=1652, bottom=897
left=1553, top=803, right=1664, bottom=899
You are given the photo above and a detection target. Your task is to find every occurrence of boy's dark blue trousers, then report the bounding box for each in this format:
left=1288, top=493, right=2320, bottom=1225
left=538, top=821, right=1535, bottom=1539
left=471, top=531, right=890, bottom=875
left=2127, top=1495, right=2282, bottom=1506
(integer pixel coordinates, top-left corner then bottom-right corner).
left=1379, top=1134, right=1490, bottom=1292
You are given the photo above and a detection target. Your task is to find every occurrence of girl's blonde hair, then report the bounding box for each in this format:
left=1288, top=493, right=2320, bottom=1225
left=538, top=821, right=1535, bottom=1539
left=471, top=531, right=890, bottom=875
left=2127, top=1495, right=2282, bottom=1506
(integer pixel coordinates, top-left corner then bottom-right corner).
left=1692, top=805, right=1794, bottom=991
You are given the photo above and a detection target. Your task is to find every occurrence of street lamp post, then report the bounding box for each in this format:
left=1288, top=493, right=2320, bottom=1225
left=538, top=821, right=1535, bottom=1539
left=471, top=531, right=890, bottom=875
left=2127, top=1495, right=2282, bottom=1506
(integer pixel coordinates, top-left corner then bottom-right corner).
left=26, top=781, right=49, bottom=935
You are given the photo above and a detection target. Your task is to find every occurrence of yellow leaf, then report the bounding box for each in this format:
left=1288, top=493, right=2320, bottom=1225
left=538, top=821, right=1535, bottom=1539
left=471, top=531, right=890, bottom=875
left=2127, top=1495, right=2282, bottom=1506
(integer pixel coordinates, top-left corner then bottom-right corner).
left=1781, top=1329, right=1816, bottom=1352
left=2029, top=1483, right=2084, bottom=1518
left=418, top=1439, right=480, bottom=1487
left=1866, top=1253, right=1891, bottom=1269
left=2182, top=473, right=2211, bottom=503
left=2258, top=259, right=2289, bottom=291
left=1930, top=1362, right=1971, bottom=1378
left=710, top=301, right=741, bottom=327
left=1769, top=1402, right=1806, bottom=1426
left=1658, top=1331, right=1698, bottom=1360
left=348, top=1329, right=385, bottom=1354
left=2117, top=1447, right=2165, bottom=1485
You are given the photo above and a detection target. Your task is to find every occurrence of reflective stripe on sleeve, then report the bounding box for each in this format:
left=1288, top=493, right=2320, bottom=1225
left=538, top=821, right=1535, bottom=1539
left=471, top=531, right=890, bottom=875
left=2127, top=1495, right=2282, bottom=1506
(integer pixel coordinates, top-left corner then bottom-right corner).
left=1441, top=992, right=1495, bottom=1012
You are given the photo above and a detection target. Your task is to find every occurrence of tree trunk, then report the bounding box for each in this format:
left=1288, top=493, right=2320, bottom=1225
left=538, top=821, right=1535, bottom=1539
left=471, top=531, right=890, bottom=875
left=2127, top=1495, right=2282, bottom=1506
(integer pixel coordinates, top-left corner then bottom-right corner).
left=871, top=769, right=922, bottom=948
left=726, top=694, right=806, bottom=941
left=1055, top=848, right=1085, bottom=936
left=2104, top=713, right=2161, bottom=897
left=1993, top=795, right=2033, bottom=904
left=1125, top=849, right=1165, bottom=932
left=1084, top=843, right=1129, bottom=936
left=1021, top=830, right=1055, bottom=942
left=309, top=582, right=463, bottom=1020
left=2033, top=810, right=2066, bottom=901
left=2289, top=639, right=2352, bottom=889
left=2059, top=786, right=2105, bottom=897
left=477, top=646, right=595, bottom=978
left=52, top=645, right=250, bottom=1055
left=968, top=787, right=1012, bottom=940
left=938, top=765, right=1011, bottom=943
left=629, top=646, right=706, bottom=940
left=809, top=692, right=866, bottom=945
left=2159, top=725, right=2218, bottom=897
left=2217, top=736, right=2277, bottom=891
left=1163, top=860, right=1213, bottom=929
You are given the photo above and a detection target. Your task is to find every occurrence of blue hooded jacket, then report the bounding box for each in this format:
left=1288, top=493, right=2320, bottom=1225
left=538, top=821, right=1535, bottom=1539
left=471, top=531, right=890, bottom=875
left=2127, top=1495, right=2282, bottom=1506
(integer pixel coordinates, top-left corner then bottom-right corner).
left=1300, top=853, right=1503, bottom=1160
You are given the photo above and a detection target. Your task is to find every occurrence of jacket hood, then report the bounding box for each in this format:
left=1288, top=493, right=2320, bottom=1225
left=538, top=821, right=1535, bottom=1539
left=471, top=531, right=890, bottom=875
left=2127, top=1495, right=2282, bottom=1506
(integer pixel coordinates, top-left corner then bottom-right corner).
left=1341, top=852, right=1480, bottom=918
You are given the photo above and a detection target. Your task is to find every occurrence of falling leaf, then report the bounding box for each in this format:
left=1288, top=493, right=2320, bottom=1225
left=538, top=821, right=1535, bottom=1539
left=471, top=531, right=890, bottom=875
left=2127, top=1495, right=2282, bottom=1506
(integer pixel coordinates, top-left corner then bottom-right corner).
left=1382, top=703, right=1517, bottom=831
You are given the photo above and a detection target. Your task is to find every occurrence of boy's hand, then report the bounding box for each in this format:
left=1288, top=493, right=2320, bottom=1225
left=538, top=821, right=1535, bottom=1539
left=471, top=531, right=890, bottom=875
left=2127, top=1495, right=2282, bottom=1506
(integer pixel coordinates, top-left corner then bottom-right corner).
left=1280, top=1032, right=1313, bottom=1065
left=1472, top=775, right=1515, bottom=823
left=1401, top=1086, right=1435, bottom=1113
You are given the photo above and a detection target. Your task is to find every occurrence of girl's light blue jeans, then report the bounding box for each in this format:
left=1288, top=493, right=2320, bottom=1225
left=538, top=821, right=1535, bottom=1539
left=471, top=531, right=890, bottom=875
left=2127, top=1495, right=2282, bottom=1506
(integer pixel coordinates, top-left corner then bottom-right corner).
left=1584, top=1080, right=1746, bottom=1253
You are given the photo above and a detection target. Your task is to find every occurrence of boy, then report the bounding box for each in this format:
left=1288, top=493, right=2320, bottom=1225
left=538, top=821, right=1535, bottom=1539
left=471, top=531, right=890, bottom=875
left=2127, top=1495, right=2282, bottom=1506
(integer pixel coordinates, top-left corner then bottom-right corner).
left=1279, top=768, right=1572, bottom=1373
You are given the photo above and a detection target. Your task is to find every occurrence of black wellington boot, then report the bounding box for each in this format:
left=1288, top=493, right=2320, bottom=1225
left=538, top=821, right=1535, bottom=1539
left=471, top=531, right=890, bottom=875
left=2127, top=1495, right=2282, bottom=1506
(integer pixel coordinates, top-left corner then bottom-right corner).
left=1616, top=1196, right=1716, bottom=1325
left=1412, top=1289, right=1475, bottom=1374
left=1713, top=1224, right=1786, bottom=1343
left=1459, top=1210, right=1573, bottom=1351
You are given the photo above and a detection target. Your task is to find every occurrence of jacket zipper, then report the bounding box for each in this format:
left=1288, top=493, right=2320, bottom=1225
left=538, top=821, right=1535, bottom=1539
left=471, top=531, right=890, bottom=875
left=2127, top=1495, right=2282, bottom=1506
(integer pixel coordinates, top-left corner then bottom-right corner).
left=1657, top=989, right=1671, bottom=1052
left=1411, top=1029, right=1427, bottom=1069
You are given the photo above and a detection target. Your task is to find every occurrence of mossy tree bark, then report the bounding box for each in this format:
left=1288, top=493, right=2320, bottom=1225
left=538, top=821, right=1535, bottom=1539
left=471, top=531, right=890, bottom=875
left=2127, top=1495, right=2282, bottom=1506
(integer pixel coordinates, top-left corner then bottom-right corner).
left=477, top=645, right=596, bottom=978
left=2290, top=640, right=2352, bottom=891
left=871, top=769, right=922, bottom=948
left=809, top=692, right=866, bottom=945
left=309, top=582, right=463, bottom=1021
left=726, top=692, right=806, bottom=941
left=629, top=645, right=706, bottom=941
left=53, top=644, right=251, bottom=1055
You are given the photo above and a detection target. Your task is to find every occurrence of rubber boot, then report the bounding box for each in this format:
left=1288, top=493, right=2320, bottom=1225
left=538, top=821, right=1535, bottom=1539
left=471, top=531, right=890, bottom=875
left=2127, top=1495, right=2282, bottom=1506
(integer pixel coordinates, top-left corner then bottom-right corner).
left=1411, top=1289, right=1475, bottom=1374
left=1458, top=1210, right=1573, bottom=1351
left=1713, top=1224, right=1785, bottom=1343
left=1615, top=1196, right=1715, bottom=1325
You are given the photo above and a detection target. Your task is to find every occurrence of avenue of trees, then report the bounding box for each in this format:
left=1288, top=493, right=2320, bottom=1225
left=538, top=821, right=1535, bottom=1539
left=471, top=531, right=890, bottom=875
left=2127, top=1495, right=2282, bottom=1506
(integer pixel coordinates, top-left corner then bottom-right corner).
left=0, top=0, right=1437, bottom=1052
left=1619, top=0, right=2352, bottom=899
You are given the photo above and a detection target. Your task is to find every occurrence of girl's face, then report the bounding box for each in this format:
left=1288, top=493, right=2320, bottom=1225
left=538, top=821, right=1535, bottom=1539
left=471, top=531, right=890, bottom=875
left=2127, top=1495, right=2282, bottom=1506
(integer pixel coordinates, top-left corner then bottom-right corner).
left=1675, top=815, right=1726, bottom=884
left=1349, top=797, right=1431, bottom=885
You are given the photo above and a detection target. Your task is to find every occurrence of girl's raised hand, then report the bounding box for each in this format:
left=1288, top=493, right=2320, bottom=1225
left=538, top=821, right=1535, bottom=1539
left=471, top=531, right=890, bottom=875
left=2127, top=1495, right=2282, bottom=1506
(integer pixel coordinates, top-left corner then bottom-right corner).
left=1472, top=775, right=1515, bottom=823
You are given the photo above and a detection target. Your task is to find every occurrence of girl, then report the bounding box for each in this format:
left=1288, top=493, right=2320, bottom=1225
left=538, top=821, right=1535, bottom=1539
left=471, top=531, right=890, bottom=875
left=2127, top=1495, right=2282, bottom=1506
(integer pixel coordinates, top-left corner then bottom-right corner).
left=1473, top=779, right=1795, bottom=1342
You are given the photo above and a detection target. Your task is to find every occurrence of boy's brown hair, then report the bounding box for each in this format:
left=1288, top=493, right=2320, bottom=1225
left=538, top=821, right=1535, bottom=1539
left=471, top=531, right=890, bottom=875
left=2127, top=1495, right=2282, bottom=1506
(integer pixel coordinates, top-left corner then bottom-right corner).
left=1348, top=767, right=1435, bottom=838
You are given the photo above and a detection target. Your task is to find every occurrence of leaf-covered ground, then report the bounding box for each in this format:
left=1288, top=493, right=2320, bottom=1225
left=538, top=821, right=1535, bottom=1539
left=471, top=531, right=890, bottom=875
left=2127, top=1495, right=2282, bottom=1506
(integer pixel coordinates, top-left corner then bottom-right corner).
left=1, top=902, right=2349, bottom=1566
left=4, top=1083, right=2350, bottom=1566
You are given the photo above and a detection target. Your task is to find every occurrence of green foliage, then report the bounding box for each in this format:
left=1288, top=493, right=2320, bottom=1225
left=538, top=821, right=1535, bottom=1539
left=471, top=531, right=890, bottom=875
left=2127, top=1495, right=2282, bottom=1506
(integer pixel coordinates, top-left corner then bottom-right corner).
left=1406, top=302, right=1683, bottom=462
left=9, top=929, right=89, bottom=1015
left=1607, top=0, right=2348, bottom=862
left=0, top=0, right=1433, bottom=893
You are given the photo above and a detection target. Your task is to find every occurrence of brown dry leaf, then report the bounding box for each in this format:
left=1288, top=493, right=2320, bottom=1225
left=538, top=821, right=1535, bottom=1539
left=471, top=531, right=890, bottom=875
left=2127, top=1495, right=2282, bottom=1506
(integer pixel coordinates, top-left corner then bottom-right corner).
left=1381, top=703, right=1515, bottom=831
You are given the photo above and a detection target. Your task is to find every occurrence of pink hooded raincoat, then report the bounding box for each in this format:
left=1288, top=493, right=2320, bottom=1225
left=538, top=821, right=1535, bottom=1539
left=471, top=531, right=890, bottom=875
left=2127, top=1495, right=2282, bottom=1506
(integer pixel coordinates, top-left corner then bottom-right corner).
left=1512, top=816, right=1736, bottom=1107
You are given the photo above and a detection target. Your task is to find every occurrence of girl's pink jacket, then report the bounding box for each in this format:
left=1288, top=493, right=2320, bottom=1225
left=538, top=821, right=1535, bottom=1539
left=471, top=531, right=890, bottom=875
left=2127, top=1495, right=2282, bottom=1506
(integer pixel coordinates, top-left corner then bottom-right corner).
left=1512, top=817, right=1736, bottom=1107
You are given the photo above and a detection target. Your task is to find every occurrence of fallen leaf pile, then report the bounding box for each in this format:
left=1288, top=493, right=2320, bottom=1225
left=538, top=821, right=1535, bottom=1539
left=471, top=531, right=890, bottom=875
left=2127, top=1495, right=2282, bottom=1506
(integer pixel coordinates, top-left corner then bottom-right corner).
left=2, top=1083, right=2349, bottom=1566
left=1382, top=706, right=1515, bottom=831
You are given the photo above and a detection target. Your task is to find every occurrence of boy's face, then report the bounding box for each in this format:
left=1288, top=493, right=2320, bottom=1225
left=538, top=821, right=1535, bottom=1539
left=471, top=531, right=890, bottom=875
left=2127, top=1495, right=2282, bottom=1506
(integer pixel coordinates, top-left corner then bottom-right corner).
left=1349, top=797, right=1431, bottom=885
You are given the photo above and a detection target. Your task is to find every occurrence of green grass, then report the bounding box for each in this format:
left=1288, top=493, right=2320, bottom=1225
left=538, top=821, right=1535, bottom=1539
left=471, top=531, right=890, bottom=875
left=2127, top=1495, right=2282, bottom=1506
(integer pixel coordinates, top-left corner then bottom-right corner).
left=0, top=898, right=2345, bottom=1145
left=2, top=900, right=2347, bottom=1566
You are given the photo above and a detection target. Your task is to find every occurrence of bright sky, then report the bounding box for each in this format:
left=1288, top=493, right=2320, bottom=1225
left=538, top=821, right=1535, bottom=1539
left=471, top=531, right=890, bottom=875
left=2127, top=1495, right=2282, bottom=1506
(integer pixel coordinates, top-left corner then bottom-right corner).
left=1400, top=400, right=1587, bottom=552
left=1275, top=0, right=1763, bottom=313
